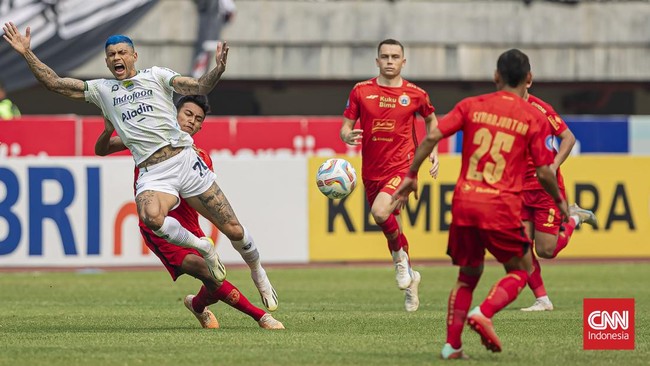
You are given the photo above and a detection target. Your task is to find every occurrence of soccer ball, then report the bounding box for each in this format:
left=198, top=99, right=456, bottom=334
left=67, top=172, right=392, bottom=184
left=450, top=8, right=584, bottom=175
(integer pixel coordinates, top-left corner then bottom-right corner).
left=316, top=158, right=357, bottom=199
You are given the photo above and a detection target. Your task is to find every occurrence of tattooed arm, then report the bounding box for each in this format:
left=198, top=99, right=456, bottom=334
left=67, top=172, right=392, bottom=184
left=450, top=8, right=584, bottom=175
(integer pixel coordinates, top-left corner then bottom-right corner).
left=3, top=22, right=85, bottom=100
left=172, top=41, right=229, bottom=95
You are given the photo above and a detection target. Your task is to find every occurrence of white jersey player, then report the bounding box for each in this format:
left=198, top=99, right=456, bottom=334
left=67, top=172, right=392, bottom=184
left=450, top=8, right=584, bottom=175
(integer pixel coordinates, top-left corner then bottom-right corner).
left=3, top=23, right=279, bottom=312
left=85, top=66, right=194, bottom=165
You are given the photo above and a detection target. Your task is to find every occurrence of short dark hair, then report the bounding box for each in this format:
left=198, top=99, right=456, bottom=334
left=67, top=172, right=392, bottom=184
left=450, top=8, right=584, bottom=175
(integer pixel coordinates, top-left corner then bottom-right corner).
left=377, top=39, right=404, bottom=55
left=496, top=49, right=531, bottom=88
left=176, top=95, right=211, bottom=115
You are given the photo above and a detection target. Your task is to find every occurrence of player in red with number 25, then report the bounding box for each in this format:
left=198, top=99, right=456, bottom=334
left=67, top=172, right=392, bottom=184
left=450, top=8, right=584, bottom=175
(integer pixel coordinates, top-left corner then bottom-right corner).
left=393, top=49, right=569, bottom=359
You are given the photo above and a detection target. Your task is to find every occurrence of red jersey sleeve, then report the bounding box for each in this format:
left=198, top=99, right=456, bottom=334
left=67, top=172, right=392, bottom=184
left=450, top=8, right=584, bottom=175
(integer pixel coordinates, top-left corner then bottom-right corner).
left=529, top=95, right=568, bottom=137
left=437, top=99, right=466, bottom=138
left=418, top=91, right=435, bottom=118
left=342, top=85, right=360, bottom=121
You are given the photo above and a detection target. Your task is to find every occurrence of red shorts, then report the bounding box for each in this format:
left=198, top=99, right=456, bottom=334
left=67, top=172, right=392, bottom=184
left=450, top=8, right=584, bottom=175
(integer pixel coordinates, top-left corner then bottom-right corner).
left=364, top=173, right=406, bottom=215
left=447, top=224, right=531, bottom=266
left=521, top=189, right=566, bottom=235
left=140, top=226, right=203, bottom=280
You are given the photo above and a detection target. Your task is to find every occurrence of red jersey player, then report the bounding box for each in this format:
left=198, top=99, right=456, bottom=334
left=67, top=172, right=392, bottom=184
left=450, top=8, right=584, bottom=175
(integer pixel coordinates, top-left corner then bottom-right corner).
left=96, top=95, right=283, bottom=329
left=394, top=49, right=569, bottom=358
left=520, top=90, right=597, bottom=312
left=340, top=39, right=440, bottom=312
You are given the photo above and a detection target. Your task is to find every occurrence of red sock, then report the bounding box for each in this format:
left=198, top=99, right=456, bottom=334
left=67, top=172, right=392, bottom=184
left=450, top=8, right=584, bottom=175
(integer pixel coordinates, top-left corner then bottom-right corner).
left=552, top=217, right=577, bottom=258
left=192, top=285, right=220, bottom=313
left=399, top=233, right=410, bottom=255
left=447, top=273, right=480, bottom=349
left=213, top=280, right=266, bottom=321
left=378, top=215, right=400, bottom=252
left=528, top=252, right=547, bottom=298
left=479, top=270, right=528, bottom=318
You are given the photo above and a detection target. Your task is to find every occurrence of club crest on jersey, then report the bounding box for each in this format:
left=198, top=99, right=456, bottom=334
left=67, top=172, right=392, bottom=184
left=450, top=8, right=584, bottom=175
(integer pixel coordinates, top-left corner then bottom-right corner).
left=399, top=94, right=411, bottom=107
left=122, top=80, right=135, bottom=91
left=545, top=135, right=555, bottom=151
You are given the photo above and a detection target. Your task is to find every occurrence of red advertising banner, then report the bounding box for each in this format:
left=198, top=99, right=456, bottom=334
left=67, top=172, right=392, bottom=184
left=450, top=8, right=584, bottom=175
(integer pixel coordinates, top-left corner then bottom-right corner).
left=2, top=116, right=452, bottom=158
left=0, top=116, right=78, bottom=157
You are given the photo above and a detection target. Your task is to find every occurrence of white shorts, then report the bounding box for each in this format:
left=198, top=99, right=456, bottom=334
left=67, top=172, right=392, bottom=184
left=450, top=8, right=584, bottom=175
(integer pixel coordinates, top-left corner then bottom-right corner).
left=135, top=147, right=216, bottom=199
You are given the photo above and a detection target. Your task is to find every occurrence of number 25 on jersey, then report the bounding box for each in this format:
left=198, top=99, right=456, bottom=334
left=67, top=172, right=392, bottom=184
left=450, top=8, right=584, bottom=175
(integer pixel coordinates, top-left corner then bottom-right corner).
left=466, top=127, right=515, bottom=184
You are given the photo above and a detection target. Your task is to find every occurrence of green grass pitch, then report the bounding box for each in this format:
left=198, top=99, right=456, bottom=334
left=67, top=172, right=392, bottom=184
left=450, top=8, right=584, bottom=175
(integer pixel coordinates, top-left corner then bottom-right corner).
left=0, top=262, right=648, bottom=365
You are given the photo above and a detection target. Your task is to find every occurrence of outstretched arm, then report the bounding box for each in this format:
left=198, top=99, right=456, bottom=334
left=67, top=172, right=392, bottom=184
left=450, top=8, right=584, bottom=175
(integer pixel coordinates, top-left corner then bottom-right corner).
left=173, top=41, right=229, bottom=95
left=3, top=22, right=85, bottom=100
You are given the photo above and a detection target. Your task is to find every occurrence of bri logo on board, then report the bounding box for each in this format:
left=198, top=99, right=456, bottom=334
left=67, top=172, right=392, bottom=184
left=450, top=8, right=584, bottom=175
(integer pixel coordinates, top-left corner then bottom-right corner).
left=583, top=298, right=634, bottom=350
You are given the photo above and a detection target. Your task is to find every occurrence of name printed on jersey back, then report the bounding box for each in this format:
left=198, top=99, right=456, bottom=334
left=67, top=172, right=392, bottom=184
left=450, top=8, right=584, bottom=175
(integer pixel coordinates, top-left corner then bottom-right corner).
left=472, top=111, right=529, bottom=136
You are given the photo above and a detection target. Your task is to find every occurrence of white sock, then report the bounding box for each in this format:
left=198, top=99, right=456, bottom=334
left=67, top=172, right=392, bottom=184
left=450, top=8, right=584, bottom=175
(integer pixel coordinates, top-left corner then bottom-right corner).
left=231, top=226, right=262, bottom=271
left=391, top=249, right=412, bottom=276
left=570, top=214, right=580, bottom=227
left=537, top=295, right=551, bottom=303
left=154, top=216, right=212, bottom=255
left=391, top=248, right=409, bottom=263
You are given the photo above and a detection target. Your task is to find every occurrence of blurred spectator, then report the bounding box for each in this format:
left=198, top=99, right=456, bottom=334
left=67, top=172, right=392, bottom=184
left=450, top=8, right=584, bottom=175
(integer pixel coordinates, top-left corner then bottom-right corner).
left=0, top=80, right=21, bottom=120
left=191, top=0, right=236, bottom=78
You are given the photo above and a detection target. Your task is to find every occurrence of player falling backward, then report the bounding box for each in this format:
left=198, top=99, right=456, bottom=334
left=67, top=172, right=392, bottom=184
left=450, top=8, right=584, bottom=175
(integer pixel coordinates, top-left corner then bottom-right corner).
left=95, top=95, right=283, bottom=329
left=2, top=22, right=278, bottom=311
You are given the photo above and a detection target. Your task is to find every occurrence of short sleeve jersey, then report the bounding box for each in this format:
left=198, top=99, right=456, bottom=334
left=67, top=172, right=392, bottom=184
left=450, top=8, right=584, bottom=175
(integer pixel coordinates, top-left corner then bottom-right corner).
left=85, top=67, right=194, bottom=165
left=523, top=94, right=568, bottom=191
left=437, top=91, right=554, bottom=229
left=343, top=78, right=435, bottom=181
left=135, top=147, right=213, bottom=233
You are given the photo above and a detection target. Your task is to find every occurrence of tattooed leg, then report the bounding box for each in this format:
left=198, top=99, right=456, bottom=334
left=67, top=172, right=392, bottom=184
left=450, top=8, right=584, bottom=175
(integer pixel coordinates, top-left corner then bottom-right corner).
left=185, top=182, right=244, bottom=241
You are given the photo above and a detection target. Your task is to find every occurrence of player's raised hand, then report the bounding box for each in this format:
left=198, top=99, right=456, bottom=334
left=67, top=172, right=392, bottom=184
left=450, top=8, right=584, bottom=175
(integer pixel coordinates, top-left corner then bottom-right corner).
left=343, top=129, right=363, bottom=145
left=393, top=175, right=418, bottom=209
left=2, top=22, right=31, bottom=55
left=428, top=152, right=439, bottom=179
left=214, top=41, right=229, bottom=76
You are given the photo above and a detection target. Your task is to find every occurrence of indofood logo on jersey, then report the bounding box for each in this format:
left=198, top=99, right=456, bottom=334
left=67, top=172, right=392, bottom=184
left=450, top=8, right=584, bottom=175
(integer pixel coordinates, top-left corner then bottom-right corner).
left=113, top=90, right=154, bottom=106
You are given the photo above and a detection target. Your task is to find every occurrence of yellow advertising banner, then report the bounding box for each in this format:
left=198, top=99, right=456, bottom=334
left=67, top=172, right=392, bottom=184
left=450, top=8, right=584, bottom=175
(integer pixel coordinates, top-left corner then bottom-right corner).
left=308, top=156, right=650, bottom=261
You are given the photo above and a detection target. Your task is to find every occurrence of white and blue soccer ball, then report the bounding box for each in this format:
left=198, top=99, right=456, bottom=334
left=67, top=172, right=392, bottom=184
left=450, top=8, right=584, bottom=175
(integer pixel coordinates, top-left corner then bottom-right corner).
left=316, top=158, right=357, bottom=199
